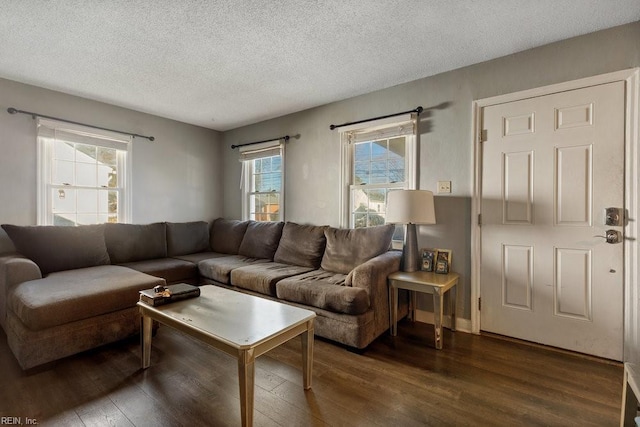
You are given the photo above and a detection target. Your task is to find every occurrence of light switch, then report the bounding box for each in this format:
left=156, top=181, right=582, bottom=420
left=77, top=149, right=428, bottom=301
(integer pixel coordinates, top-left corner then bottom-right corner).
left=437, top=181, right=451, bottom=194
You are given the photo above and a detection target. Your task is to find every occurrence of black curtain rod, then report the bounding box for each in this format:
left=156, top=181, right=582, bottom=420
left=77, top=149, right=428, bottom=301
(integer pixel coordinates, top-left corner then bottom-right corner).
left=7, top=107, right=155, bottom=141
left=329, top=106, right=423, bottom=130
left=231, top=135, right=290, bottom=149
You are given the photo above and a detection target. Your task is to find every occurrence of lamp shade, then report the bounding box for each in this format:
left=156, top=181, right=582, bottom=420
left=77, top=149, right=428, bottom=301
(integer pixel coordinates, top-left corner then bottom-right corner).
left=386, top=190, right=436, bottom=225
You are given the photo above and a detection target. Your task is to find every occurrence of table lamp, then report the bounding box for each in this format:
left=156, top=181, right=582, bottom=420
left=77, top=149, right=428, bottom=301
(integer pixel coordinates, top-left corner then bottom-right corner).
left=386, top=189, right=436, bottom=272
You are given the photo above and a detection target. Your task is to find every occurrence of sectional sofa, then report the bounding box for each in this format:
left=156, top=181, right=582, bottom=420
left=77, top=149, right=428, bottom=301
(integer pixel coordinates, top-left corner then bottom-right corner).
left=0, top=219, right=402, bottom=369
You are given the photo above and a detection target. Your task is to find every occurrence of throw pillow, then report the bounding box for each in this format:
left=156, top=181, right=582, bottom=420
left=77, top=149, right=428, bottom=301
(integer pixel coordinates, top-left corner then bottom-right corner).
left=1, top=224, right=110, bottom=275
left=210, top=218, right=250, bottom=254
left=105, top=222, right=167, bottom=264
left=273, top=222, right=327, bottom=268
left=320, top=224, right=394, bottom=274
left=238, top=221, right=284, bottom=259
left=166, top=221, right=210, bottom=256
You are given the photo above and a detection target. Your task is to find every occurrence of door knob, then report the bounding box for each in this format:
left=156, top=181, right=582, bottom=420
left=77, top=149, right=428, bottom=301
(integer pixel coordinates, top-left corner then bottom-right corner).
left=605, top=207, right=623, bottom=226
left=594, top=230, right=622, bottom=244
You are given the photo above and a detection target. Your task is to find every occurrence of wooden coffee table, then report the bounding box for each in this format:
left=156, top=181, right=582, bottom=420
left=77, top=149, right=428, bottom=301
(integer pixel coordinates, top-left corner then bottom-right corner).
left=138, top=285, right=316, bottom=427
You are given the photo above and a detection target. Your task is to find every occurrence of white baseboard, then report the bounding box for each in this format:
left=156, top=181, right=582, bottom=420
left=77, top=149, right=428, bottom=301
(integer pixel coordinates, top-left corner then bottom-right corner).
left=413, top=309, right=473, bottom=333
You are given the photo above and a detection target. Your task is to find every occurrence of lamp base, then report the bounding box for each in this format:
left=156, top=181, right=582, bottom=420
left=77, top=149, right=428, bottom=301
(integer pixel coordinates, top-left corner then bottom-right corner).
left=402, top=223, right=419, bottom=272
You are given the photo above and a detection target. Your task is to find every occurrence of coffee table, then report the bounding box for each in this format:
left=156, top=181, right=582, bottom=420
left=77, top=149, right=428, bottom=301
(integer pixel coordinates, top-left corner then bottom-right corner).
left=138, top=285, right=316, bottom=427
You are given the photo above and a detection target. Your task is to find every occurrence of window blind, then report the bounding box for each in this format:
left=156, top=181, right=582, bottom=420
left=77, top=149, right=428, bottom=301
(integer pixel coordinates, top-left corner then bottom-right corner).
left=238, top=140, right=283, bottom=162
left=339, top=113, right=417, bottom=144
left=38, top=118, right=131, bottom=151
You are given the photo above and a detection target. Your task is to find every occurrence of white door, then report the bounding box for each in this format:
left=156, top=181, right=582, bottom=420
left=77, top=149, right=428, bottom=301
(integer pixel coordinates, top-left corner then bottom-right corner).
left=480, top=81, right=625, bottom=360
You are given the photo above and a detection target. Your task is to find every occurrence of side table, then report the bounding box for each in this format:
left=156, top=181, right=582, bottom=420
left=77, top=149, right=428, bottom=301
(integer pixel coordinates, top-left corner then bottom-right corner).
left=388, top=270, right=459, bottom=349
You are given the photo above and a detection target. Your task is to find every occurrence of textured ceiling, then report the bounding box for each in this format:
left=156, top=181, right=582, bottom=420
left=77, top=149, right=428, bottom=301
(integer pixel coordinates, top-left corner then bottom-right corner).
left=0, top=1, right=638, bottom=131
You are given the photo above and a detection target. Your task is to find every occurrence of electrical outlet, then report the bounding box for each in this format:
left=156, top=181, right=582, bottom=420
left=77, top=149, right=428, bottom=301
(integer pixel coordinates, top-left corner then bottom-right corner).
left=437, top=181, right=451, bottom=194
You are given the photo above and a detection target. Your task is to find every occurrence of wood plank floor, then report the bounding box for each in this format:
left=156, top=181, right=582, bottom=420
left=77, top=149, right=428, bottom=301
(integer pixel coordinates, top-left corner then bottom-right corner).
left=0, top=320, right=623, bottom=426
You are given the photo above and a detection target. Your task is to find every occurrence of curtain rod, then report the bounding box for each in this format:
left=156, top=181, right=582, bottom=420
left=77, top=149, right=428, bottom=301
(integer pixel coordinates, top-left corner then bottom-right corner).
left=329, top=106, right=423, bottom=130
left=7, top=107, right=155, bottom=141
left=231, top=135, right=290, bottom=149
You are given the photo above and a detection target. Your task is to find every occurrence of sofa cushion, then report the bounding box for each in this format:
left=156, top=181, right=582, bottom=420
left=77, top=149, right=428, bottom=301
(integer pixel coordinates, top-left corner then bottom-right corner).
left=9, top=265, right=165, bottom=330
left=198, top=255, right=270, bottom=284
left=121, top=258, right=198, bottom=284
left=231, top=262, right=315, bottom=296
left=273, top=222, right=327, bottom=268
left=172, top=251, right=227, bottom=264
left=276, top=270, right=370, bottom=315
left=238, top=221, right=284, bottom=260
left=105, top=222, right=167, bottom=264
left=1, top=224, right=110, bottom=275
left=210, top=219, right=249, bottom=255
left=320, top=225, right=395, bottom=275
left=166, top=221, right=210, bottom=256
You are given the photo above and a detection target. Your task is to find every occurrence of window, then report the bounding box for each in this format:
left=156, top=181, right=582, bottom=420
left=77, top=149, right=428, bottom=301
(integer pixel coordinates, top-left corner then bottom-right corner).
left=340, top=114, right=417, bottom=230
left=240, top=141, right=284, bottom=222
left=37, top=119, right=132, bottom=225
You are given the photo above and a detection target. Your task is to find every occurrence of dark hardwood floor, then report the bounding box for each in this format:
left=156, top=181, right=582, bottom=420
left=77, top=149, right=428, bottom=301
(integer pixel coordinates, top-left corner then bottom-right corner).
left=0, top=320, right=623, bottom=426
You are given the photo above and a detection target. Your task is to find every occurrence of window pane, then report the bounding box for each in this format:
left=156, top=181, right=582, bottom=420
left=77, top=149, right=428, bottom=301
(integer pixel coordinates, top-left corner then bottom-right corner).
left=76, top=144, right=97, bottom=163
left=371, top=139, right=388, bottom=158
left=76, top=163, right=97, bottom=187
left=77, top=189, right=98, bottom=213
left=370, top=160, right=388, bottom=184
left=77, top=214, right=98, bottom=225
left=97, top=164, right=115, bottom=187
left=53, top=141, right=74, bottom=161
left=262, top=157, right=272, bottom=173
left=351, top=188, right=386, bottom=228
left=53, top=214, right=76, bottom=226
left=97, top=147, right=117, bottom=166
left=353, top=212, right=367, bottom=228
left=254, top=158, right=263, bottom=173
left=250, top=193, right=280, bottom=221
left=354, top=161, right=369, bottom=184
left=388, top=158, right=405, bottom=183
left=354, top=142, right=371, bottom=162
left=53, top=160, right=74, bottom=185
left=108, top=190, right=118, bottom=214
left=368, top=188, right=386, bottom=214
left=272, top=156, right=281, bottom=172
left=389, top=137, right=405, bottom=157
left=52, top=188, right=76, bottom=214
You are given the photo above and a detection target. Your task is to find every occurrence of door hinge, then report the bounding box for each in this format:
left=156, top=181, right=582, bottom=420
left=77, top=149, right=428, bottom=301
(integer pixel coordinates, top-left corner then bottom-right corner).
left=479, top=129, right=488, bottom=142
left=478, top=214, right=482, bottom=226
left=478, top=297, right=482, bottom=311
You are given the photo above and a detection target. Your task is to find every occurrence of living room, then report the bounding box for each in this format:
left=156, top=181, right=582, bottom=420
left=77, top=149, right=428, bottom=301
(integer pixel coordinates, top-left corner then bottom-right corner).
left=1, top=2, right=639, bottom=425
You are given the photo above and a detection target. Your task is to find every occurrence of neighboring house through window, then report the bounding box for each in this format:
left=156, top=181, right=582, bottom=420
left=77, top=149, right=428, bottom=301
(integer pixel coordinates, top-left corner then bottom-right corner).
left=340, top=113, right=417, bottom=235
left=37, top=119, right=132, bottom=225
left=240, top=140, right=284, bottom=222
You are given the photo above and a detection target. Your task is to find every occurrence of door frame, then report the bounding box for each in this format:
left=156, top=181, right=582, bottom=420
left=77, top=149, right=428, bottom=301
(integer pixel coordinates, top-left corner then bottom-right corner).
left=471, top=68, right=640, bottom=361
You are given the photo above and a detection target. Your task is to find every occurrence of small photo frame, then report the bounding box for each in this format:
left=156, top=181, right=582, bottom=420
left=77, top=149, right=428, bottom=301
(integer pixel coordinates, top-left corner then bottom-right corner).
left=421, top=248, right=436, bottom=272
left=435, top=249, right=452, bottom=274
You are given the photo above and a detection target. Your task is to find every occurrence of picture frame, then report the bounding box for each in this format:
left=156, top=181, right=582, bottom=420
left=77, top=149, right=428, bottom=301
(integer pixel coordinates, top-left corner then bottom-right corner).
left=435, top=249, right=452, bottom=274
left=421, top=248, right=436, bottom=272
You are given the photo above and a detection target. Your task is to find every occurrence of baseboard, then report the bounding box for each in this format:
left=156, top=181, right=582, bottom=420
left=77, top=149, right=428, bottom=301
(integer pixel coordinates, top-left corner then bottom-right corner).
left=413, top=309, right=473, bottom=333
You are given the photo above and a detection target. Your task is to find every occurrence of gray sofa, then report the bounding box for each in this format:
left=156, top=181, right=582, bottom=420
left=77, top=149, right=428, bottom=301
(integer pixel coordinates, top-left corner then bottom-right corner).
left=0, top=219, right=402, bottom=369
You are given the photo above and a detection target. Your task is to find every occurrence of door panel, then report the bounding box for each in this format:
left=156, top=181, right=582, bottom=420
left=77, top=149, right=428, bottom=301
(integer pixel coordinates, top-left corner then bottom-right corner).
left=480, top=81, right=625, bottom=360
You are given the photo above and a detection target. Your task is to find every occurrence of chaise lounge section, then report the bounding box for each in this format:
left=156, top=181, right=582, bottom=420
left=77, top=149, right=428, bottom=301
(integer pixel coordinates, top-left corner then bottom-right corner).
left=0, top=219, right=402, bottom=369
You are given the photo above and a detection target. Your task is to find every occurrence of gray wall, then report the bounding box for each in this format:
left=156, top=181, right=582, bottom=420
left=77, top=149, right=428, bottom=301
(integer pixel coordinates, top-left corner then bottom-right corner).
left=222, top=21, right=640, bottom=320
left=0, top=78, right=223, bottom=252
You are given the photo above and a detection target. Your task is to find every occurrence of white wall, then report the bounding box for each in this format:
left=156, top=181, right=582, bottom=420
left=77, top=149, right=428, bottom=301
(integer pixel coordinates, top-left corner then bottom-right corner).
left=0, top=78, right=223, bottom=252
left=222, top=21, right=640, bottom=320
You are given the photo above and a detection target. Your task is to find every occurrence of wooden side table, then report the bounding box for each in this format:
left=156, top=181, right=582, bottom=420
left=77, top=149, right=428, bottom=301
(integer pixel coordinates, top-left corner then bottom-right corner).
left=621, top=362, right=640, bottom=426
left=388, top=270, right=459, bottom=349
